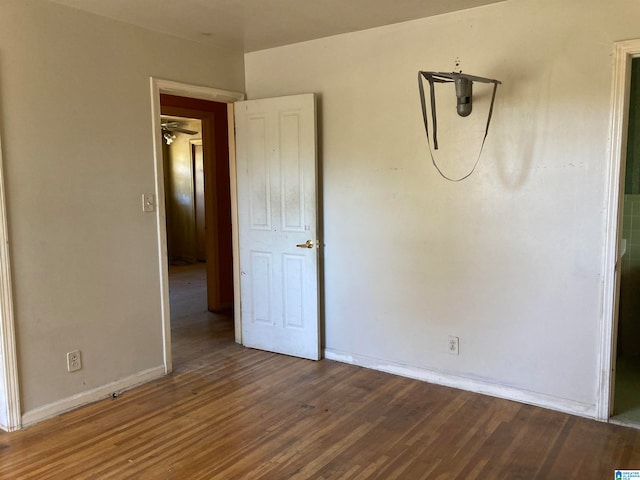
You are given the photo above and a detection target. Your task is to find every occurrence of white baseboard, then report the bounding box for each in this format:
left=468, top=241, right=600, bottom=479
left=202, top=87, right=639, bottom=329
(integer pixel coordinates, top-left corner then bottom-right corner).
left=324, top=348, right=596, bottom=419
left=21, top=366, right=165, bottom=427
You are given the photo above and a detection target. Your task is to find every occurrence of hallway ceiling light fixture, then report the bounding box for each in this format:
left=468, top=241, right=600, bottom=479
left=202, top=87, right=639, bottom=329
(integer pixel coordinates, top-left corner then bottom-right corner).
left=161, top=121, right=198, bottom=145
left=163, top=131, right=177, bottom=145
left=417, top=70, right=501, bottom=181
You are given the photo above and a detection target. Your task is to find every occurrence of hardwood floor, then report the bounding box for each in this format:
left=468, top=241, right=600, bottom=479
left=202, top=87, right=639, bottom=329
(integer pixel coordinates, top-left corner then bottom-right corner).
left=1, top=263, right=640, bottom=479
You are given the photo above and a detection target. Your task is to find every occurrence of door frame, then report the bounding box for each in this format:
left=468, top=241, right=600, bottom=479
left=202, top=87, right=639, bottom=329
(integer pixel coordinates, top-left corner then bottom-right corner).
left=599, top=39, right=640, bottom=421
left=0, top=132, right=19, bottom=431
left=149, top=78, right=244, bottom=373
left=190, top=138, right=206, bottom=262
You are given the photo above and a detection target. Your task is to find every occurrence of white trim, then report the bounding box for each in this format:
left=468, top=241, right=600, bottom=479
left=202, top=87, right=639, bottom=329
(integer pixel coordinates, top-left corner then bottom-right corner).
left=227, top=104, right=242, bottom=344
left=149, top=78, right=245, bottom=374
left=598, top=40, right=640, bottom=422
left=0, top=131, right=19, bottom=432
left=153, top=79, right=243, bottom=104
left=150, top=79, right=173, bottom=374
left=21, top=366, right=164, bottom=427
left=325, top=349, right=596, bottom=419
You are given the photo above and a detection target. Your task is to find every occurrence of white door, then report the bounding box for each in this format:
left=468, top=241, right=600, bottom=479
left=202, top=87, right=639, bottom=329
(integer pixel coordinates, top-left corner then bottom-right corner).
left=235, top=93, right=320, bottom=360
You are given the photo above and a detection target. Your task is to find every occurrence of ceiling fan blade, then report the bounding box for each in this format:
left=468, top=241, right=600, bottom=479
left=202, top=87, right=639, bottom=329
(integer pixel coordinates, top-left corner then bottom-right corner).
left=161, top=121, right=198, bottom=135
left=169, top=127, right=198, bottom=135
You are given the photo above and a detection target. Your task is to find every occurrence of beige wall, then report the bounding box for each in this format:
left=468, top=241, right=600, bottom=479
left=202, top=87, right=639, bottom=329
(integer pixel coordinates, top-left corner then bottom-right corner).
left=245, top=0, right=640, bottom=416
left=0, top=0, right=244, bottom=417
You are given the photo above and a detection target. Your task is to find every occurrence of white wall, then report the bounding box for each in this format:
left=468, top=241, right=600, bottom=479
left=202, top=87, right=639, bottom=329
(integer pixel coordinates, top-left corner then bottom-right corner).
left=245, top=0, right=640, bottom=417
left=0, top=0, right=244, bottom=420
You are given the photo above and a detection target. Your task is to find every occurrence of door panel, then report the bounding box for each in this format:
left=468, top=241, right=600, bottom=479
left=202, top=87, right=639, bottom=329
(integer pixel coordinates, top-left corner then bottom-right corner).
left=248, top=116, right=271, bottom=230
left=235, top=94, right=320, bottom=360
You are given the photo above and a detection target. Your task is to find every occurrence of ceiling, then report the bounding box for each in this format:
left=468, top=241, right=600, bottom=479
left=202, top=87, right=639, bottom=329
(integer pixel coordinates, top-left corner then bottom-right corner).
left=47, top=0, right=506, bottom=53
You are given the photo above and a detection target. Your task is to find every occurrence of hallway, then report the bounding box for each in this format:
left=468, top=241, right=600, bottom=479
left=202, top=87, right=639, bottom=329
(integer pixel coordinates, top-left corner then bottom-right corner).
left=168, top=262, right=234, bottom=372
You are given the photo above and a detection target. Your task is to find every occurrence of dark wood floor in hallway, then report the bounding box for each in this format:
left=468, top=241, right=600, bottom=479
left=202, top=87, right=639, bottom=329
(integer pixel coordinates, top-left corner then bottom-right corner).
left=1, top=262, right=640, bottom=479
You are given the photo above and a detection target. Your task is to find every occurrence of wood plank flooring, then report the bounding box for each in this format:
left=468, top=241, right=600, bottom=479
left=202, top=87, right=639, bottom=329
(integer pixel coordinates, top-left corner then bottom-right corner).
left=1, top=263, right=640, bottom=479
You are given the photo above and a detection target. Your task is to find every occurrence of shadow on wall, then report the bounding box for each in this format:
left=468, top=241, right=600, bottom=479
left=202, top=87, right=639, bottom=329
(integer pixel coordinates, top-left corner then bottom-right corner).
left=491, top=66, right=552, bottom=189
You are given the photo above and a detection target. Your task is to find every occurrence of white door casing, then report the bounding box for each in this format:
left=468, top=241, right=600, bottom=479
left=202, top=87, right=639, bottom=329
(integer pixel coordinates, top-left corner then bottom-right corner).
left=599, top=40, right=640, bottom=421
left=235, top=94, right=320, bottom=360
left=0, top=130, right=19, bottom=431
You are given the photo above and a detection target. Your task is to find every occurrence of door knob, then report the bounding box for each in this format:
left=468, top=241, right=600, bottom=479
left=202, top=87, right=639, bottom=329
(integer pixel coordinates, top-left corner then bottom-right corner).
left=296, top=240, right=314, bottom=249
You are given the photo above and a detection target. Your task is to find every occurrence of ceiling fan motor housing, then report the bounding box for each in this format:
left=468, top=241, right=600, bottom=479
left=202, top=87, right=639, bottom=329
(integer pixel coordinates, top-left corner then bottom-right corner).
left=455, top=76, right=472, bottom=117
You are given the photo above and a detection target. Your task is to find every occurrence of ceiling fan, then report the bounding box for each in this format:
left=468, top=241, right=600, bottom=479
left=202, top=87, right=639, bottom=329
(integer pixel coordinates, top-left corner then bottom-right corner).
left=161, top=121, right=198, bottom=145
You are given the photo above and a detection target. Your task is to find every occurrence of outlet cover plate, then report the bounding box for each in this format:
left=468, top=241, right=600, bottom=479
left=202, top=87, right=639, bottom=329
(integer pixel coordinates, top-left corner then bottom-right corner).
left=67, top=350, right=82, bottom=372
left=448, top=336, right=459, bottom=355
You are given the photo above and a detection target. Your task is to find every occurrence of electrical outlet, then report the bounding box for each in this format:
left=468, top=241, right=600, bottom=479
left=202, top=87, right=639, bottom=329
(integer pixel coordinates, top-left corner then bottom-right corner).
left=67, top=350, right=82, bottom=372
left=448, top=336, right=459, bottom=355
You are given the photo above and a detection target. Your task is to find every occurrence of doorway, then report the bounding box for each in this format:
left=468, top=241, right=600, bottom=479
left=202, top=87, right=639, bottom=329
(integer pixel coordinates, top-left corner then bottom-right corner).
left=613, top=56, right=640, bottom=425
left=602, top=40, right=640, bottom=424
left=161, top=115, right=205, bottom=266
left=160, top=94, right=234, bottom=367
left=150, top=79, right=244, bottom=373
left=160, top=94, right=233, bottom=312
